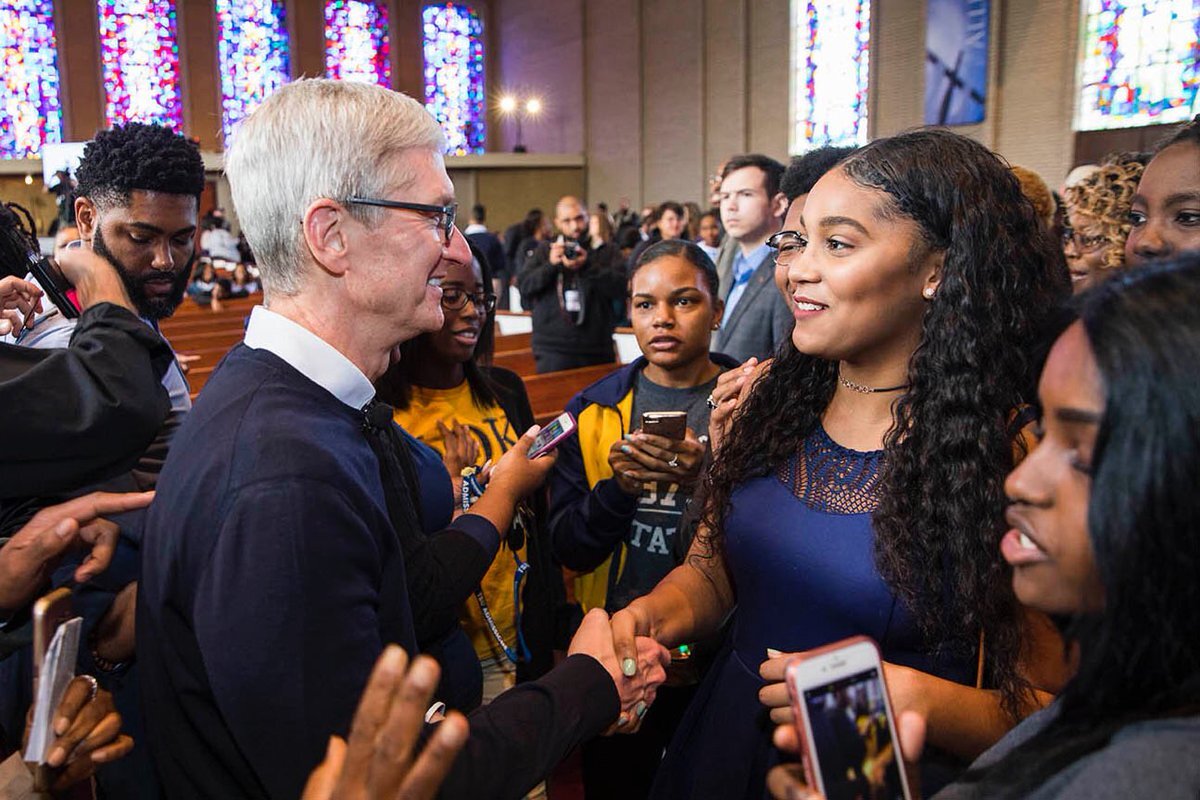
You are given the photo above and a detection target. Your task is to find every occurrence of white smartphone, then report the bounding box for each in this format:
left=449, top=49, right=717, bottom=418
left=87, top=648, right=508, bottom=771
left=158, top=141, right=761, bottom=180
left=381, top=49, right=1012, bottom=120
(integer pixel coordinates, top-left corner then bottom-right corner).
left=785, top=636, right=912, bottom=800
left=527, top=411, right=577, bottom=459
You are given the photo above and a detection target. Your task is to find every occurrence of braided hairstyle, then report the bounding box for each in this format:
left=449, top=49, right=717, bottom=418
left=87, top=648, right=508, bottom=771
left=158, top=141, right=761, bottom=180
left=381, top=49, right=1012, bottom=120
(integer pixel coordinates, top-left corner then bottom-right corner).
left=0, top=202, right=40, bottom=278
left=697, top=129, right=1070, bottom=719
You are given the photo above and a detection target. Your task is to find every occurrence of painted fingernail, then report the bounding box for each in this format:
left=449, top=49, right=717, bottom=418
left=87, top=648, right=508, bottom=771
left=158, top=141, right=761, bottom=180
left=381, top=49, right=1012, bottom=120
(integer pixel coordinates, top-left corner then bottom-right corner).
left=622, top=657, right=637, bottom=677
left=766, top=648, right=783, bottom=659
left=617, top=712, right=629, bottom=726
left=636, top=701, right=648, bottom=718
left=620, top=445, right=631, bottom=454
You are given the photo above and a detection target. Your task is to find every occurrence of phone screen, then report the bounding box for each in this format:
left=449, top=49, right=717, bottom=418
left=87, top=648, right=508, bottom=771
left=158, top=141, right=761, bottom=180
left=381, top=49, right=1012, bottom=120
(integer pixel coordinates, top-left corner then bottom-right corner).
left=528, top=413, right=574, bottom=458
left=802, top=667, right=906, bottom=800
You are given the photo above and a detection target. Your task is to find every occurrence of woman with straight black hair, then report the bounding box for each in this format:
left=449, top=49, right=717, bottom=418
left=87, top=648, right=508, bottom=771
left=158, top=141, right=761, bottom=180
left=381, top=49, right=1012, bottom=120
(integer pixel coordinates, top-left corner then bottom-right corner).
left=770, top=253, right=1200, bottom=799
left=612, top=129, right=1072, bottom=798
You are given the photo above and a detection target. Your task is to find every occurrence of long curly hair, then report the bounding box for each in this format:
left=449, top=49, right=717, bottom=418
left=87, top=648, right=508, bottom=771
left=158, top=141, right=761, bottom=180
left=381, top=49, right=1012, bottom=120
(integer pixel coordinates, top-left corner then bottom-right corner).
left=0, top=201, right=39, bottom=279
left=697, top=129, right=1070, bottom=718
left=1063, top=154, right=1146, bottom=271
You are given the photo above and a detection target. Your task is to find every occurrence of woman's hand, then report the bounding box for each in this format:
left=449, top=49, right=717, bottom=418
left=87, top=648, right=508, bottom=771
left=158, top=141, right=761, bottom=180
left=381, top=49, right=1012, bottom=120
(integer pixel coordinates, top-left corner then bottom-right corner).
left=759, top=649, right=801, bottom=724
left=438, top=421, right=481, bottom=478
left=24, top=676, right=134, bottom=791
left=621, top=428, right=707, bottom=491
left=759, top=656, right=935, bottom=726
left=301, top=646, right=468, bottom=800
left=607, top=440, right=649, bottom=495
left=709, top=358, right=770, bottom=453
left=766, top=711, right=927, bottom=800
left=487, top=426, right=557, bottom=502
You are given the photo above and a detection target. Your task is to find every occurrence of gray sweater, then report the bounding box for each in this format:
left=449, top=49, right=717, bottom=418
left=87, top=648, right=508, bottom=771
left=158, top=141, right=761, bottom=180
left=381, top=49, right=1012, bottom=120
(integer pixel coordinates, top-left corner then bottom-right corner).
left=935, top=701, right=1200, bottom=799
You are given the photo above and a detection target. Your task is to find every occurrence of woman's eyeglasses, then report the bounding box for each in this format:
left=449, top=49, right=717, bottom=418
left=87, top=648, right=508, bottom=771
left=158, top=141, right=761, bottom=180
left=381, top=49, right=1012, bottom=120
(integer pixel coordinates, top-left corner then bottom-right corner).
left=1061, top=229, right=1107, bottom=254
left=441, top=287, right=496, bottom=313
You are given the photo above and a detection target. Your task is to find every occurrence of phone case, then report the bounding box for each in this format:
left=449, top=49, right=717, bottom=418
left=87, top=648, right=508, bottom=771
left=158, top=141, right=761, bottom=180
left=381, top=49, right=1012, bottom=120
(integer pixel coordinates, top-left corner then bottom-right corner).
left=642, top=411, right=687, bottom=440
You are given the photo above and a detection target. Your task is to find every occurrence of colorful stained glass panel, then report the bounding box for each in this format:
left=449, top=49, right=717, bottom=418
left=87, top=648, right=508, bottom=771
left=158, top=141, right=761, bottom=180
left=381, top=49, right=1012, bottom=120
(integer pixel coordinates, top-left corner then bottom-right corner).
left=97, top=0, right=184, bottom=129
left=1, top=0, right=62, bottom=159
left=1076, top=0, right=1200, bottom=131
left=790, top=0, right=871, bottom=152
left=216, top=0, right=290, bottom=144
left=324, top=0, right=390, bottom=87
left=422, top=3, right=485, bottom=155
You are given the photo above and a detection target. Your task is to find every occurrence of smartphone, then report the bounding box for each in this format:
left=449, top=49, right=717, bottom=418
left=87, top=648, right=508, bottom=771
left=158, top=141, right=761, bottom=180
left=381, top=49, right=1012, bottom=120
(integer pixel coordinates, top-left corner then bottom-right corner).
left=641, top=411, right=687, bottom=440
left=30, top=588, right=75, bottom=789
left=28, top=255, right=80, bottom=319
left=786, top=636, right=912, bottom=800
left=528, top=412, right=577, bottom=459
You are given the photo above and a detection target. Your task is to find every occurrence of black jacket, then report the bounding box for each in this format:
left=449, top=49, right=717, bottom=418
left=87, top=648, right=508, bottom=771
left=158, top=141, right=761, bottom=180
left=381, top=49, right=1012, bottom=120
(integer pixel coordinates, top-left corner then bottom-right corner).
left=516, top=242, right=626, bottom=358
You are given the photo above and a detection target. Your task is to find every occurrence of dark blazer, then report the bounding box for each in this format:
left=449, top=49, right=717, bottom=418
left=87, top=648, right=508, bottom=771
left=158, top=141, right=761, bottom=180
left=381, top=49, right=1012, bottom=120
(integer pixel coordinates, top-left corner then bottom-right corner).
left=710, top=251, right=793, bottom=363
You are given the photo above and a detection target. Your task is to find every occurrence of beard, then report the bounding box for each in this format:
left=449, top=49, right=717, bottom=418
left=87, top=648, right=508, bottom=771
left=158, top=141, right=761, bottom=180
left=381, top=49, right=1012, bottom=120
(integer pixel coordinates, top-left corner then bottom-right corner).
left=93, top=226, right=193, bottom=321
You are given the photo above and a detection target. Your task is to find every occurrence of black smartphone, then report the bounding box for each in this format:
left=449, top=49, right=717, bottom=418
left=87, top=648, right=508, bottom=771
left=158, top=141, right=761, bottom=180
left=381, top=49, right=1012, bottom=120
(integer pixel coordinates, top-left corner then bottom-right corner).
left=28, top=255, right=80, bottom=319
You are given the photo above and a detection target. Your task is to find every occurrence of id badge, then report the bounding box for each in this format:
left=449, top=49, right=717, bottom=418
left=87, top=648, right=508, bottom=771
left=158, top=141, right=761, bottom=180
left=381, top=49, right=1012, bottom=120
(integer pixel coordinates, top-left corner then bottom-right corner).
left=564, top=289, right=582, bottom=312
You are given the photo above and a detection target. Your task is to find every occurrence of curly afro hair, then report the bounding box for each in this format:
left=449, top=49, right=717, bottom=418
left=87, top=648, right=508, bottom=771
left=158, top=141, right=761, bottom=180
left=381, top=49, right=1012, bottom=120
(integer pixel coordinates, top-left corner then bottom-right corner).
left=74, top=123, right=205, bottom=209
left=1064, top=154, right=1146, bottom=271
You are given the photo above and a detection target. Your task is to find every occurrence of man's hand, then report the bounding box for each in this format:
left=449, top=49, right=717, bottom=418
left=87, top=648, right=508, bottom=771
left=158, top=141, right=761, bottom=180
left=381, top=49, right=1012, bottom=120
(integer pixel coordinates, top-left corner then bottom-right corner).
left=54, top=248, right=136, bottom=312
left=549, top=238, right=587, bottom=271
left=94, top=582, right=138, bottom=664
left=0, top=491, right=154, bottom=612
left=301, top=646, right=468, bottom=800
left=24, top=676, right=134, bottom=792
left=568, top=608, right=670, bottom=735
left=486, top=426, right=557, bottom=502
left=0, top=276, right=43, bottom=335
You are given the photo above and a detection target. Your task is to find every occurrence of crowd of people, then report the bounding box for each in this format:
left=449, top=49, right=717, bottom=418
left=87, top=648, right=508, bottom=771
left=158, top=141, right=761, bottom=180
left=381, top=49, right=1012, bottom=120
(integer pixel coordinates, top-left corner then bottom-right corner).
left=0, top=76, right=1196, bottom=800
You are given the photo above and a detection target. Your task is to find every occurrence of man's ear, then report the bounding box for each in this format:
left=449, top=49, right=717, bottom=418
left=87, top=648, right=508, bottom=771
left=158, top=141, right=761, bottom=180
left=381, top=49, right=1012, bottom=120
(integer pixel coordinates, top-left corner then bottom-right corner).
left=771, top=192, right=788, bottom=221
left=303, top=199, right=352, bottom=277
left=75, top=197, right=97, bottom=241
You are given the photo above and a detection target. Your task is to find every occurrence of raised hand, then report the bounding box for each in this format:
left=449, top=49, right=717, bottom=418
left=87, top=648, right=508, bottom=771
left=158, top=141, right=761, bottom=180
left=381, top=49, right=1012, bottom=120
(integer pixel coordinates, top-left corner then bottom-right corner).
left=301, top=646, right=468, bottom=800
left=708, top=357, right=770, bottom=453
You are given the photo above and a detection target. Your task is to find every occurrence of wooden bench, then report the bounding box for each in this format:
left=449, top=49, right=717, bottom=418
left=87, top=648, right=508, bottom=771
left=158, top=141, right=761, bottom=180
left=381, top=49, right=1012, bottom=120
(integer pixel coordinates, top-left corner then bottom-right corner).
left=523, top=363, right=619, bottom=426
left=490, top=348, right=536, bottom=376
left=494, top=331, right=531, bottom=352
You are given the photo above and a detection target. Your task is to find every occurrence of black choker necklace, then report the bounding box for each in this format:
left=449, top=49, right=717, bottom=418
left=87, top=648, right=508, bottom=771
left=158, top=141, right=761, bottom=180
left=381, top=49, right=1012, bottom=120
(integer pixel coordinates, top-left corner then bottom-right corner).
left=838, top=375, right=909, bottom=394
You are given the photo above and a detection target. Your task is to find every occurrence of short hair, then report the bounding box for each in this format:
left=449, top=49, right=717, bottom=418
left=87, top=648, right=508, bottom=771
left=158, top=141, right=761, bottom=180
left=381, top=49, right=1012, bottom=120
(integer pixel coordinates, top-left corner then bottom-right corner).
left=1064, top=156, right=1145, bottom=271
left=721, top=154, right=786, bottom=198
left=1009, top=165, right=1057, bottom=228
left=1158, top=113, right=1199, bottom=150
left=472, top=203, right=486, bottom=221
left=657, top=201, right=685, bottom=218
left=630, top=239, right=720, bottom=299
left=74, top=123, right=205, bottom=210
left=225, top=79, right=443, bottom=297
left=780, top=146, right=856, bottom=201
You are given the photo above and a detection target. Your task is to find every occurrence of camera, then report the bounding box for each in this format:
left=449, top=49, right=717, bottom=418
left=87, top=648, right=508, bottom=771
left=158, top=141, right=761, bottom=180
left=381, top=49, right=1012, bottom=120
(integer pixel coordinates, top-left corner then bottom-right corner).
left=563, top=240, right=581, bottom=260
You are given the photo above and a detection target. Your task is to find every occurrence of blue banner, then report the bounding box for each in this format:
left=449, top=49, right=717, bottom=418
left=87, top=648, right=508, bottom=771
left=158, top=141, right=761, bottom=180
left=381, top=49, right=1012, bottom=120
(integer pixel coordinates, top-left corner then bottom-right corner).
left=924, top=0, right=990, bottom=126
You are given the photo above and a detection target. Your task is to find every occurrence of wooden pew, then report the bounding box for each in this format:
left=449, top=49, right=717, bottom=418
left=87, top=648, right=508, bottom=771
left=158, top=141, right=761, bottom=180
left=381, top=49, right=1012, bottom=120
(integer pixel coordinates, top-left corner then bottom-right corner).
left=490, top=348, right=536, bottom=376
left=522, top=363, right=619, bottom=426
left=493, top=331, right=531, bottom=352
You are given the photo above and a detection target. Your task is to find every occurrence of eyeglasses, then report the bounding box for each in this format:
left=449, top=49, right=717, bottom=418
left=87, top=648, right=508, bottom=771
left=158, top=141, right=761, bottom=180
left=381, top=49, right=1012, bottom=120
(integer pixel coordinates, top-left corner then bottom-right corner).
left=766, top=230, right=805, bottom=265
left=441, top=287, right=496, bottom=313
left=346, top=196, right=458, bottom=245
left=1061, top=228, right=1107, bottom=254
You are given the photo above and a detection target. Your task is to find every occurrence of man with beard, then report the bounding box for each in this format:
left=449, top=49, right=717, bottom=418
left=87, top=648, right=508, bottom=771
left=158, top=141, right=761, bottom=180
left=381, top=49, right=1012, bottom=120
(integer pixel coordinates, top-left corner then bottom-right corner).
left=0, top=123, right=204, bottom=799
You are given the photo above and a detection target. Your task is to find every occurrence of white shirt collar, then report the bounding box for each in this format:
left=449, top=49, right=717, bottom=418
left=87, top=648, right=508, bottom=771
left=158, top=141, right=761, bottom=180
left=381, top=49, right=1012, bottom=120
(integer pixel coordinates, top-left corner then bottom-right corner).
left=243, top=305, right=375, bottom=410
left=463, top=223, right=488, bottom=235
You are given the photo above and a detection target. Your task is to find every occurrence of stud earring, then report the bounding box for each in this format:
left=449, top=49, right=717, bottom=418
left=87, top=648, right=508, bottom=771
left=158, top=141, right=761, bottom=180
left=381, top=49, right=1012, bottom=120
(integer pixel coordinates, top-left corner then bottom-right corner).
left=923, top=287, right=936, bottom=300
left=712, top=323, right=720, bottom=330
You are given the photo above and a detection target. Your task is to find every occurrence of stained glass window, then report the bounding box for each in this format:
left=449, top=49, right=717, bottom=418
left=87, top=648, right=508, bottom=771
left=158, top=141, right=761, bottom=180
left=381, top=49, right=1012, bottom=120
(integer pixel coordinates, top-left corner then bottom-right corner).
left=1, top=0, right=62, bottom=159
left=324, top=0, right=390, bottom=87
left=216, top=0, right=289, bottom=144
left=422, top=3, right=486, bottom=156
left=789, top=0, right=871, bottom=153
left=1076, top=0, right=1199, bottom=131
left=97, top=0, right=183, bottom=129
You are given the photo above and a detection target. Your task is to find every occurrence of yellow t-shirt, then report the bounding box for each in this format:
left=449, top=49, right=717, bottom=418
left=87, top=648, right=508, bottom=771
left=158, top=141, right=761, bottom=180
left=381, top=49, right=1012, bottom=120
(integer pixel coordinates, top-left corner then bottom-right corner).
left=393, top=381, right=526, bottom=662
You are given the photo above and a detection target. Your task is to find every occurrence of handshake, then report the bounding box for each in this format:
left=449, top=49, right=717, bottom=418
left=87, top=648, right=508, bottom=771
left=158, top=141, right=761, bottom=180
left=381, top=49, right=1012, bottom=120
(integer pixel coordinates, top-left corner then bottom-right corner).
left=568, top=608, right=671, bottom=734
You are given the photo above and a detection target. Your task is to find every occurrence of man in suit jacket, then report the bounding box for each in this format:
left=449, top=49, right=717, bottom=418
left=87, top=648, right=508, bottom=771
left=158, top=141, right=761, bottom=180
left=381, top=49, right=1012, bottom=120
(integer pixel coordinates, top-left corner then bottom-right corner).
left=137, top=79, right=667, bottom=800
left=710, top=154, right=792, bottom=362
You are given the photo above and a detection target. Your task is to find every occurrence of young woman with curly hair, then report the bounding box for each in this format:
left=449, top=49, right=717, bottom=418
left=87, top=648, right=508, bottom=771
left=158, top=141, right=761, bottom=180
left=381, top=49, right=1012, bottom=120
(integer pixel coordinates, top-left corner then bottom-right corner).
left=611, top=129, right=1072, bottom=799
left=1062, top=154, right=1146, bottom=292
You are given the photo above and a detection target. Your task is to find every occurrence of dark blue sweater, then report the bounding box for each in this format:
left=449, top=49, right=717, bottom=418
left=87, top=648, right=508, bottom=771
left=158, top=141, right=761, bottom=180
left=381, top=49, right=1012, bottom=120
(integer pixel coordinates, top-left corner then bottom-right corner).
left=138, top=345, right=617, bottom=799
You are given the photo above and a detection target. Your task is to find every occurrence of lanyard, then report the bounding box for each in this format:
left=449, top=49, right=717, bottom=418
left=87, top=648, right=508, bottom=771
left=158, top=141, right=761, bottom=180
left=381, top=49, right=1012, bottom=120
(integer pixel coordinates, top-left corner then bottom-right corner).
left=461, top=467, right=532, bottom=664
